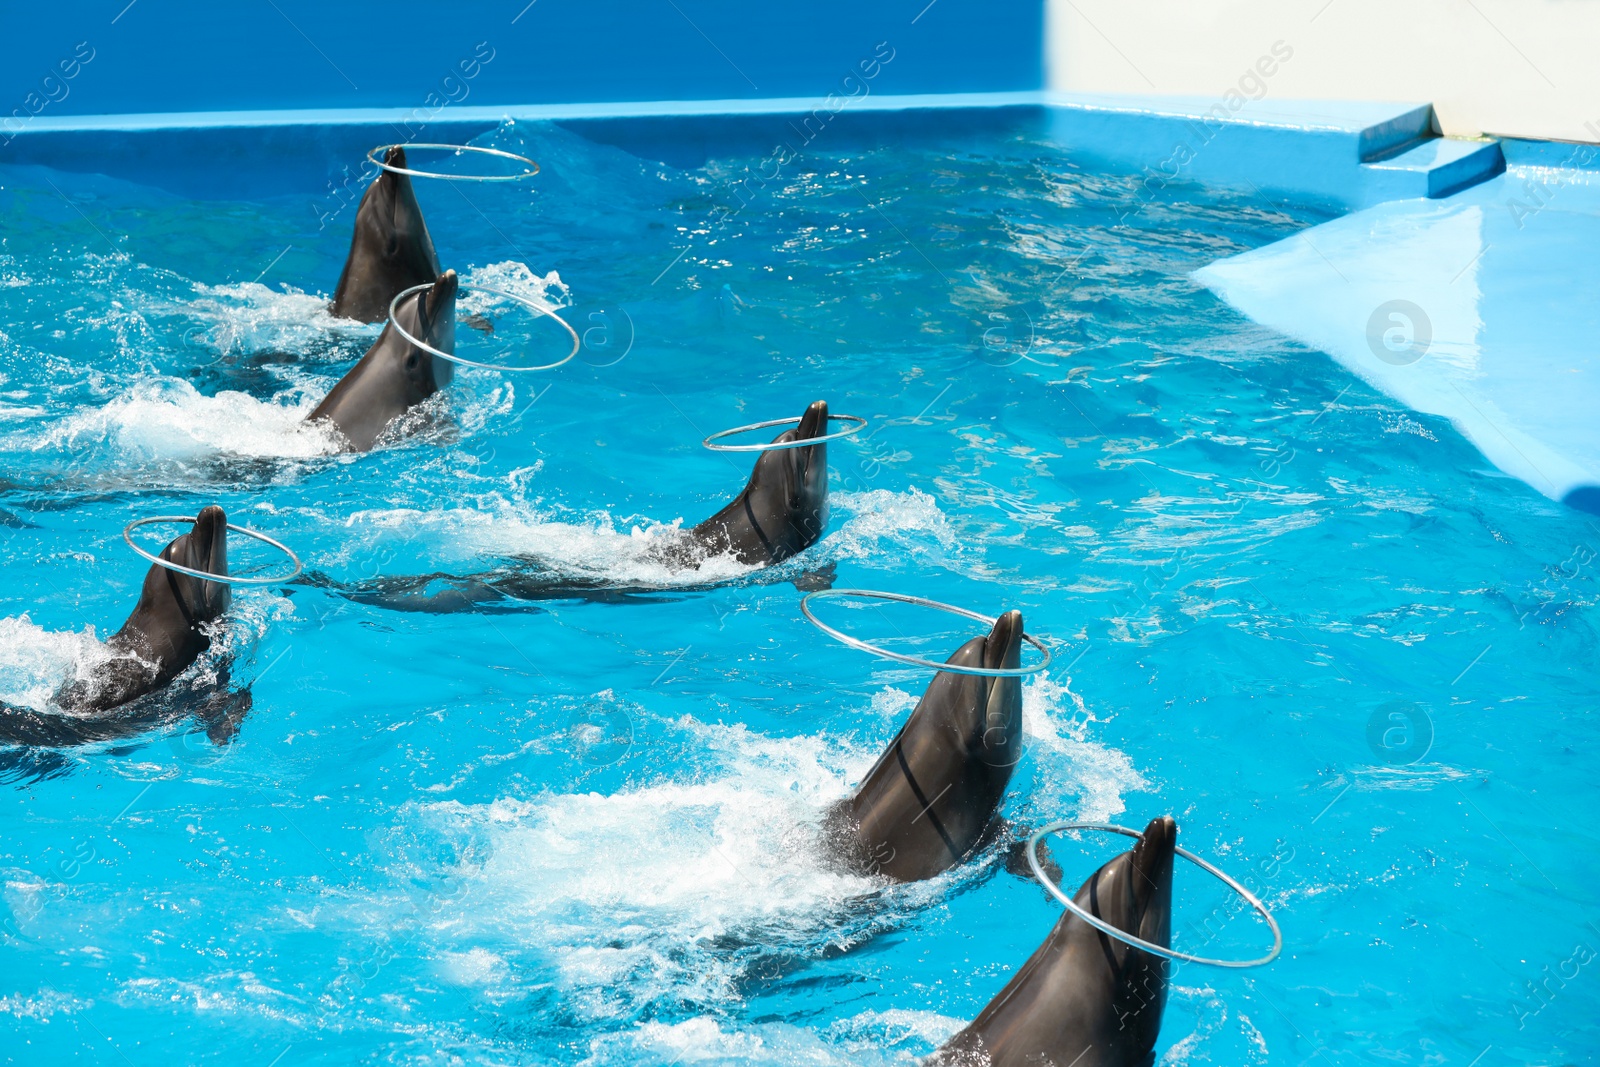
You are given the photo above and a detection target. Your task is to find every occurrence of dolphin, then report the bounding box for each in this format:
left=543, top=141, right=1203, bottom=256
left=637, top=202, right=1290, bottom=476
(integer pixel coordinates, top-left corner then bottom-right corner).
left=930, top=815, right=1177, bottom=1067
left=0, top=506, right=249, bottom=747
left=329, top=145, right=442, bottom=323
left=823, top=610, right=1024, bottom=882
left=308, top=269, right=458, bottom=451
left=294, top=398, right=835, bottom=611
left=676, top=397, right=831, bottom=567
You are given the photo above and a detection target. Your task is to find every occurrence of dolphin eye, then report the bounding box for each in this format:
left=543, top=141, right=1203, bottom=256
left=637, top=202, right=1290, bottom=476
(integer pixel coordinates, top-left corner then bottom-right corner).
left=406, top=353, right=419, bottom=370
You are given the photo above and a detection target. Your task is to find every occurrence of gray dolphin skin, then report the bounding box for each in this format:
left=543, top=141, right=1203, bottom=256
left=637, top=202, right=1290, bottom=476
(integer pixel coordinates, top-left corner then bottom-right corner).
left=308, top=270, right=458, bottom=451
left=823, top=610, right=1024, bottom=882
left=684, top=398, right=831, bottom=566
left=930, top=815, right=1177, bottom=1067
left=0, top=507, right=234, bottom=746
left=329, top=145, right=442, bottom=323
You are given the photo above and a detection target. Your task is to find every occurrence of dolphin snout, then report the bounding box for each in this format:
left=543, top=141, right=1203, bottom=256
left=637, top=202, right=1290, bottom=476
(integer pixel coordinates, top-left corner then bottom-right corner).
left=984, top=609, right=1023, bottom=672
left=184, top=505, right=231, bottom=614
left=193, top=504, right=229, bottom=580
left=415, top=269, right=459, bottom=357
left=420, top=269, right=459, bottom=327
left=1131, top=815, right=1177, bottom=910
left=796, top=399, right=828, bottom=441
left=193, top=505, right=226, bottom=555
left=431, top=268, right=459, bottom=307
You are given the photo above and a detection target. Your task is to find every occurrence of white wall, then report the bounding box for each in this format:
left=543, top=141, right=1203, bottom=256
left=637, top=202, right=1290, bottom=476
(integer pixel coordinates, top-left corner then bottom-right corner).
left=1046, top=0, right=1600, bottom=144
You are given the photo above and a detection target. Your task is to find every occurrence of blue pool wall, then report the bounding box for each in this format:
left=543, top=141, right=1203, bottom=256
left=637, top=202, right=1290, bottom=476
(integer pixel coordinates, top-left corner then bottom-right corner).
left=0, top=0, right=1041, bottom=121
left=6, top=0, right=1597, bottom=513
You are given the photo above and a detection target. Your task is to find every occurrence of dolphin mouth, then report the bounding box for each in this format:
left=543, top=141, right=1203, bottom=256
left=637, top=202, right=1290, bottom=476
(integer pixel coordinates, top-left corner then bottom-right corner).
left=419, top=269, right=459, bottom=336
left=191, top=505, right=228, bottom=575
left=380, top=145, right=407, bottom=200
left=1130, top=814, right=1177, bottom=915
left=376, top=146, right=403, bottom=216
left=983, top=609, right=1023, bottom=672
left=787, top=399, right=828, bottom=478
left=184, top=505, right=230, bottom=616
left=796, top=399, right=828, bottom=442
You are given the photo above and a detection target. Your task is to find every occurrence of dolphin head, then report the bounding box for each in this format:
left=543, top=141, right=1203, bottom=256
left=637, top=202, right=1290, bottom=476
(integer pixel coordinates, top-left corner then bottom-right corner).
left=1075, top=814, right=1175, bottom=1058
left=1126, top=814, right=1176, bottom=947
left=159, top=504, right=231, bottom=623
left=977, top=609, right=1024, bottom=767
left=393, top=269, right=459, bottom=393
left=367, top=146, right=439, bottom=274
left=921, top=608, right=1025, bottom=770
left=330, top=146, right=442, bottom=323
left=743, top=399, right=830, bottom=545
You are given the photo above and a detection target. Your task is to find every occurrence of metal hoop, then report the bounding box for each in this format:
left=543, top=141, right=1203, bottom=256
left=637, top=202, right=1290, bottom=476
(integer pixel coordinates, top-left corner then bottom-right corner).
left=702, top=414, right=868, bottom=453
left=365, top=143, right=540, bottom=182
left=123, top=516, right=303, bottom=587
left=388, top=283, right=579, bottom=373
left=1027, top=822, right=1283, bottom=969
left=800, top=589, right=1052, bottom=677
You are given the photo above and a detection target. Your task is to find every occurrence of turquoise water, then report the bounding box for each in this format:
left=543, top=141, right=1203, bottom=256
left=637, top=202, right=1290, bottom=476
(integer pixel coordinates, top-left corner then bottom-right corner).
left=1, top=115, right=1597, bottom=1066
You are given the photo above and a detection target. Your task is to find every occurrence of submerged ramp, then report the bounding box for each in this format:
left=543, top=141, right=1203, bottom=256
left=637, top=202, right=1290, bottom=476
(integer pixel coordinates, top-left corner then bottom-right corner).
left=1196, top=157, right=1600, bottom=512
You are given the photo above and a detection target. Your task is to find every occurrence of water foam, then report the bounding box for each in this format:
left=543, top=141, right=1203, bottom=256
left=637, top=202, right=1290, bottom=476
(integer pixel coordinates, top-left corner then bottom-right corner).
left=1021, top=673, right=1150, bottom=824
left=401, top=715, right=932, bottom=1024
left=320, top=486, right=958, bottom=592
left=326, top=501, right=756, bottom=588
left=0, top=615, right=113, bottom=712
left=818, top=488, right=961, bottom=569
left=580, top=1014, right=946, bottom=1066
left=16, top=377, right=342, bottom=463
left=163, top=280, right=369, bottom=362
left=460, top=261, right=572, bottom=313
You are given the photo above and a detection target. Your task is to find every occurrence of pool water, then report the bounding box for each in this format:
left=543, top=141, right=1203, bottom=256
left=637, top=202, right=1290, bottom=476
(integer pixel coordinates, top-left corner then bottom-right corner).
left=2, top=113, right=1597, bottom=1066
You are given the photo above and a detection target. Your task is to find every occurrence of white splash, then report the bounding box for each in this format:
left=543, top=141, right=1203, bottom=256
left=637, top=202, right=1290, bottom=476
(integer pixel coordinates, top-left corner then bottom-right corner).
left=460, top=261, right=572, bottom=312
left=1022, top=673, right=1149, bottom=823
left=821, top=488, right=961, bottom=568
left=16, top=378, right=342, bottom=462
left=172, top=281, right=368, bottom=360
left=0, top=615, right=112, bottom=711
left=325, top=501, right=756, bottom=587
left=402, top=715, right=928, bottom=1023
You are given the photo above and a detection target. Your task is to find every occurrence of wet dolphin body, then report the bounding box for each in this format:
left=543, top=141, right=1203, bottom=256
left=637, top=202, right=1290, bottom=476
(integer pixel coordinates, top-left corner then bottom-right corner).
left=308, top=270, right=458, bottom=451
left=298, top=398, right=835, bottom=612
left=0, top=507, right=248, bottom=747
left=329, top=145, right=442, bottom=323
left=303, top=557, right=839, bottom=615
left=823, top=610, right=1025, bottom=882
left=676, top=398, right=831, bottom=567
left=930, top=816, right=1177, bottom=1067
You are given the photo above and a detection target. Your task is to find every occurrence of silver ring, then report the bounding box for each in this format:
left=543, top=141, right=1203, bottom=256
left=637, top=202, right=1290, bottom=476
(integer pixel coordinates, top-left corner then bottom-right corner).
left=1027, top=822, right=1283, bottom=969
left=702, top=414, right=867, bottom=452
left=365, top=143, right=540, bottom=182
left=123, top=516, right=303, bottom=587
left=388, top=283, right=579, bottom=373
left=800, top=589, right=1051, bottom=678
